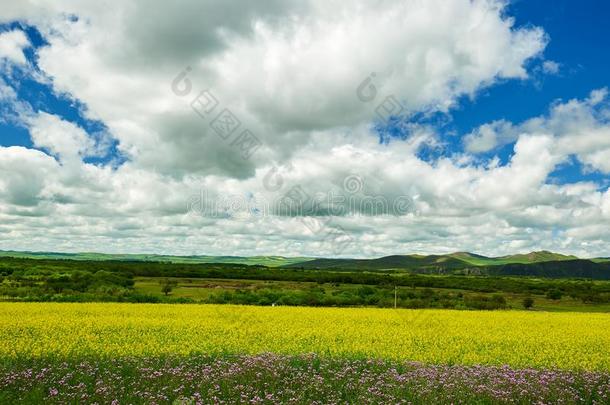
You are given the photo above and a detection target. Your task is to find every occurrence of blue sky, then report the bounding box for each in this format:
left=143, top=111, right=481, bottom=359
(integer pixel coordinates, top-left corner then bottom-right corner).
left=1, top=0, right=610, bottom=257
left=425, top=0, right=608, bottom=186
left=0, top=22, right=113, bottom=154
left=3, top=0, right=610, bottom=182
left=0, top=21, right=123, bottom=165
left=365, top=0, right=610, bottom=190
left=456, top=0, right=610, bottom=128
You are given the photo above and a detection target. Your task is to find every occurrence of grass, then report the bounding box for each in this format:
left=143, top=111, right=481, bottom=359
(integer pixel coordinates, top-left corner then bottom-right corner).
left=135, top=277, right=610, bottom=312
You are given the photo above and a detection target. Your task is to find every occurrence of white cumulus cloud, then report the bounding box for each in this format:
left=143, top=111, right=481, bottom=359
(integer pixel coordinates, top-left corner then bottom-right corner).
left=0, top=29, right=30, bottom=65
left=0, top=0, right=609, bottom=257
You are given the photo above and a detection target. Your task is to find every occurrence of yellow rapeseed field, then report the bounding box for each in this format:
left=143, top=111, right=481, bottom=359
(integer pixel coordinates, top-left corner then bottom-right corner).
left=0, top=303, right=609, bottom=370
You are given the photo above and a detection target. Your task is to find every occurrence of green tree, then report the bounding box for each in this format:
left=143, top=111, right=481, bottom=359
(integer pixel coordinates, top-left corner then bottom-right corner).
left=160, top=279, right=178, bottom=296
left=546, top=289, right=563, bottom=300
left=522, top=296, right=534, bottom=310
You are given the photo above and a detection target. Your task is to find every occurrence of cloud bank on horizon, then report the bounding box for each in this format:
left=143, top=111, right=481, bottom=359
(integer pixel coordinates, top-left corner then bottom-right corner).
left=0, top=0, right=609, bottom=258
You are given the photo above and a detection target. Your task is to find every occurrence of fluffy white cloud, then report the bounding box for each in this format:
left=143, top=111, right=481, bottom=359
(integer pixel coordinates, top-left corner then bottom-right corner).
left=463, top=119, right=517, bottom=153
left=1, top=0, right=546, bottom=179
left=464, top=88, right=610, bottom=174
left=0, top=29, right=30, bottom=65
left=1, top=0, right=609, bottom=258
left=0, top=146, right=58, bottom=207
left=28, top=112, right=99, bottom=161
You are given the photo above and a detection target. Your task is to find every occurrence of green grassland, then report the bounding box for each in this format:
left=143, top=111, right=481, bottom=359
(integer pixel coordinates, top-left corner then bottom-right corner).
left=2, top=254, right=610, bottom=312
left=133, top=276, right=610, bottom=312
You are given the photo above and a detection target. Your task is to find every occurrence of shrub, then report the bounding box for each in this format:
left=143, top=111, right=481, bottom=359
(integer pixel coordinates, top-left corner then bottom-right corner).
left=464, top=294, right=507, bottom=310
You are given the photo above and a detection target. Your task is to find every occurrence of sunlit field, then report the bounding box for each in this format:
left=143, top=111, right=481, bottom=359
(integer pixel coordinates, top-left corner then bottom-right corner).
left=2, top=303, right=610, bottom=403
left=1, top=303, right=609, bottom=370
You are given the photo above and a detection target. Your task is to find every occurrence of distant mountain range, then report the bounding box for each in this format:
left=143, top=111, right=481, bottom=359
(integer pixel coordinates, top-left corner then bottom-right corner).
left=282, top=251, right=610, bottom=279
left=2, top=249, right=610, bottom=279
left=0, top=249, right=608, bottom=268
left=283, top=251, right=584, bottom=269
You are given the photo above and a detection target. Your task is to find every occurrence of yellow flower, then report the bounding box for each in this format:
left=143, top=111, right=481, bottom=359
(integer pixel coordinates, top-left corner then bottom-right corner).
left=0, top=303, right=608, bottom=370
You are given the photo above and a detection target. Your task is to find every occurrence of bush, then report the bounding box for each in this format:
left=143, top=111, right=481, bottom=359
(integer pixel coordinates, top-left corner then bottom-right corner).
left=464, top=294, right=508, bottom=310
left=546, top=289, right=563, bottom=300
left=522, top=297, right=534, bottom=309
left=124, top=294, right=161, bottom=303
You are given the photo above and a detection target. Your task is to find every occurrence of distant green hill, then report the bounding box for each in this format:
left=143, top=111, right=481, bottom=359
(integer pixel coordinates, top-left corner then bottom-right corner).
left=281, top=254, right=469, bottom=271
left=285, top=255, right=610, bottom=279
left=495, top=251, right=579, bottom=264
left=0, top=249, right=607, bottom=276
left=445, top=252, right=496, bottom=266
left=285, top=251, right=597, bottom=271
left=446, top=251, right=579, bottom=266
left=485, top=260, right=610, bottom=279
left=0, top=251, right=311, bottom=268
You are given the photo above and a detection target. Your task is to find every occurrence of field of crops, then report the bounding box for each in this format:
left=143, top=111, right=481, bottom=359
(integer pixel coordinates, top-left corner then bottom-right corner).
left=2, top=303, right=610, bottom=403
left=1, top=303, right=609, bottom=370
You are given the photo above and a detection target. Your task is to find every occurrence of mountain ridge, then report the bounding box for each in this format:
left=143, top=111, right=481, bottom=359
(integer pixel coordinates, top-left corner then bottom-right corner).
left=284, top=251, right=596, bottom=270
left=0, top=249, right=602, bottom=269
